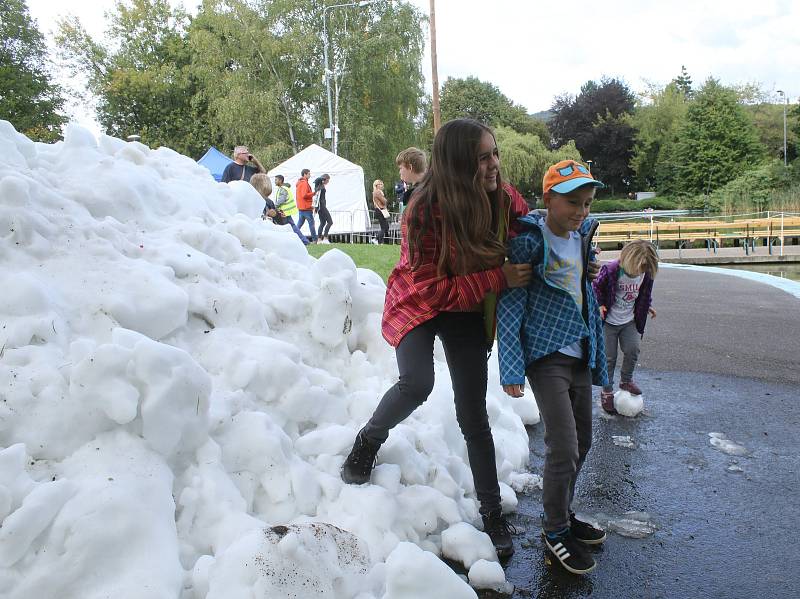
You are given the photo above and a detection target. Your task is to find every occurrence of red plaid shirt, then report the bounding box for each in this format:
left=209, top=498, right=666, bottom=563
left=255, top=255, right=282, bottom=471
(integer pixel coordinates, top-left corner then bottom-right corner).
left=381, top=185, right=529, bottom=347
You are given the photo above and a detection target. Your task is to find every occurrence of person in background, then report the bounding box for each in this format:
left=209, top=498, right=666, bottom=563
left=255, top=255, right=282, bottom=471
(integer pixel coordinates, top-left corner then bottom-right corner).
left=221, top=145, right=266, bottom=183
left=394, top=180, right=407, bottom=207
left=272, top=174, right=307, bottom=245
left=395, top=147, right=427, bottom=204
left=592, top=239, right=658, bottom=413
left=497, top=159, right=608, bottom=575
left=340, top=120, right=532, bottom=559
left=372, top=179, right=390, bottom=244
left=314, top=174, right=333, bottom=244
left=250, top=174, right=308, bottom=245
left=295, top=168, right=317, bottom=243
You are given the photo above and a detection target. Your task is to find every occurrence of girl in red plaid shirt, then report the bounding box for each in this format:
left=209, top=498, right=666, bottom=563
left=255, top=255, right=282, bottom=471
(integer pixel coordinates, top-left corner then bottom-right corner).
left=341, top=119, right=531, bottom=557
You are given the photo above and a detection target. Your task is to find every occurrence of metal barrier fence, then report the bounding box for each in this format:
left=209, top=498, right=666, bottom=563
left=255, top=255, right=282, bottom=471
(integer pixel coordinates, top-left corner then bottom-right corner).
left=327, top=210, right=402, bottom=244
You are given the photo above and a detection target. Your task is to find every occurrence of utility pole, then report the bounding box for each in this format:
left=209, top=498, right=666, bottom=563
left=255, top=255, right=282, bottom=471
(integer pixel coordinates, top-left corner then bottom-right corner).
left=429, top=0, right=441, bottom=134
left=777, top=90, right=788, bottom=167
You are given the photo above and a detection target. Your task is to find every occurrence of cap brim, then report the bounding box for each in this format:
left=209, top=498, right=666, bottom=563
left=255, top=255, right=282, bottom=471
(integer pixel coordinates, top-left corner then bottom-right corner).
left=551, top=178, right=605, bottom=193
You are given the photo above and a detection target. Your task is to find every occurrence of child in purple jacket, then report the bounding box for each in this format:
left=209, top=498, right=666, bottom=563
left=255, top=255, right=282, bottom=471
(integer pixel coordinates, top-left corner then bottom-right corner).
left=592, top=240, right=658, bottom=413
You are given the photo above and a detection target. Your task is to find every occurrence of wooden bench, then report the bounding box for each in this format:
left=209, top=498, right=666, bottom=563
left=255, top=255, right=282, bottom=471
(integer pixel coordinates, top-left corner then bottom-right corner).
left=595, top=217, right=800, bottom=254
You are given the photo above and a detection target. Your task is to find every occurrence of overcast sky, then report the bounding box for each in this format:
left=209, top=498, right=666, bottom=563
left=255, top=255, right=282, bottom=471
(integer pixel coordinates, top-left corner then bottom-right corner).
left=27, top=0, right=800, bottom=135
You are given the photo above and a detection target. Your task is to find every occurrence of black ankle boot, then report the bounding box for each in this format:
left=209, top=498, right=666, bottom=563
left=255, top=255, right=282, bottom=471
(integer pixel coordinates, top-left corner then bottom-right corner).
left=482, top=509, right=516, bottom=558
left=341, top=429, right=381, bottom=484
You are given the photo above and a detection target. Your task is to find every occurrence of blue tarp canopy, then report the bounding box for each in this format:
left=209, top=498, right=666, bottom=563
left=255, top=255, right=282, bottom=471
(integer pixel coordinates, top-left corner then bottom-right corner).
left=197, top=147, right=233, bottom=182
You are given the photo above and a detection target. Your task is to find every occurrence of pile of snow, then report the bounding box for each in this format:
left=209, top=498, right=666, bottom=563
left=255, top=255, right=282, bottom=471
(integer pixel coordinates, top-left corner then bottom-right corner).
left=614, top=389, right=644, bottom=417
left=0, top=121, right=539, bottom=598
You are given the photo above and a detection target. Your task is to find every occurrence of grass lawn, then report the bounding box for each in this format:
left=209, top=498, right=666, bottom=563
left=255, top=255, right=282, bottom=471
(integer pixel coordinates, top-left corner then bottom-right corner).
left=307, top=243, right=400, bottom=281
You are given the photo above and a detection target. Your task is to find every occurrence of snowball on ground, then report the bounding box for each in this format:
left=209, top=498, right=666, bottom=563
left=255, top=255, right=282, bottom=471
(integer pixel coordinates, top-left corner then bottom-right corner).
left=614, top=390, right=644, bottom=417
left=0, top=121, right=532, bottom=597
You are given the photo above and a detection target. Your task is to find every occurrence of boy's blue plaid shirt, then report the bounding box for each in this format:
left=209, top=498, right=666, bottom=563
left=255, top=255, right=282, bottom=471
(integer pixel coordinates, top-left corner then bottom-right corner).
left=497, top=213, right=608, bottom=387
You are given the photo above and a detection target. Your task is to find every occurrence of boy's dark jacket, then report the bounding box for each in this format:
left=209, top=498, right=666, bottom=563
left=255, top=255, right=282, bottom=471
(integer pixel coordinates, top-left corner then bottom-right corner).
left=591, top=259, right=654, bottom=336
left=497, top=212, right=608, bottom=387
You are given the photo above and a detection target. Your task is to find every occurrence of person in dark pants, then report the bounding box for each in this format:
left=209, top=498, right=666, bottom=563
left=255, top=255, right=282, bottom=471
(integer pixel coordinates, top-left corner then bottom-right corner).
left=372, top=179, right=390, bottom=244
left=314, top=174, right=333, bottom=244
left=340, top=119, right=533, bottom=558
left=498, top=159, right=609, bottom=575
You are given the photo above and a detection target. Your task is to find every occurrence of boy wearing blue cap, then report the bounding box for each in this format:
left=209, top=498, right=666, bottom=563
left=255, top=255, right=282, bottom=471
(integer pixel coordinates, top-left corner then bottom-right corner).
left=497, top=159, right=609, bottom=574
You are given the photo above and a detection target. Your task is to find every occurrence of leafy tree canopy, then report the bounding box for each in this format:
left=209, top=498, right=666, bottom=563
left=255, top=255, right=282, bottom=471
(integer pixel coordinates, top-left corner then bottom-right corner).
left=667, top=78, right=765, bottom=195
left=441, top=76, right=549, bottom=141
left=548, top=77, right=637, bottom=194
left=495, top=126, right=580, bottom=197
left=1, top=0, right=67, bottom=141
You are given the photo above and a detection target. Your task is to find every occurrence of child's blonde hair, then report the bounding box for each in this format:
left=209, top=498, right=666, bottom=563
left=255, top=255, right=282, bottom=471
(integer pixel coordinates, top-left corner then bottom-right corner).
left=619, top=239, right=659, bottom=277
left=373, top=179, right=384, bottom=191
left=249, top=173, right=272, bottom=199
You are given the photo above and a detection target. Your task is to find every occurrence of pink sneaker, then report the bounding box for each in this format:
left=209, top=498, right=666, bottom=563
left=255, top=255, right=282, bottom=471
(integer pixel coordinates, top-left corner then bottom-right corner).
left=600, top=390, right=616, bottom=414
left=619, top=381, right=642, bottom=395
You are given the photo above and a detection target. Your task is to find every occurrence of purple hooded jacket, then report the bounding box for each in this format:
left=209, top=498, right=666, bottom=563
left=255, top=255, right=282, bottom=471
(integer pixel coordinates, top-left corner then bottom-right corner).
left=592, top=259, right=654, bottom=336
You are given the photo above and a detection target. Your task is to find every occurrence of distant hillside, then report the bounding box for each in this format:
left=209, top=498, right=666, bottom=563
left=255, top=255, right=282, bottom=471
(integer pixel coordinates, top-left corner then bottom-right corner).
left=532, top=110, right=554, bottom=122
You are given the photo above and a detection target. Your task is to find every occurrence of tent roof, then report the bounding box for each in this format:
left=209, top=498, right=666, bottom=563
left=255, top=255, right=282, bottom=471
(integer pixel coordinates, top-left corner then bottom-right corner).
left=197, top=146, right=232, bottom=181
left=267, top=144, right=362, bottom=177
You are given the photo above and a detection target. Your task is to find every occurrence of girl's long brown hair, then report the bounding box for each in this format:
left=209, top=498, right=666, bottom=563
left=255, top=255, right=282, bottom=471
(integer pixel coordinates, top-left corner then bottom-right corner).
left=406, top=119, right=507, bottom=276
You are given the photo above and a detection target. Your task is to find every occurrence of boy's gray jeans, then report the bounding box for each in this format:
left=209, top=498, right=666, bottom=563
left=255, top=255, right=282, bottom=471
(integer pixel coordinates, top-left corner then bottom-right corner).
left=526, top=352, right=592, bottom=533
left=603, top=320, right=641, bottom=391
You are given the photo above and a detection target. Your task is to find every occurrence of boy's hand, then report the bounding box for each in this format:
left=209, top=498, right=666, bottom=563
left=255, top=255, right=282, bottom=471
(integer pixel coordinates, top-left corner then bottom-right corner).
left=502, top=261, right=532, bottom=288
left=599, top=305, right=607, bottom=319
left=503, top=384, right=525, bottom=398
left=648, top=307, right=657, bottom=318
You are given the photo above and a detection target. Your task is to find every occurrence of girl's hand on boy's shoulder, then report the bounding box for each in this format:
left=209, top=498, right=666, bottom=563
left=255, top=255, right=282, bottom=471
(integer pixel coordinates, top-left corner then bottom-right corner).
left=502, top=261, right=532, bottom=288
left=503, top=384, right=525, bottom=398
left=648, top=307, right=657, bottom=318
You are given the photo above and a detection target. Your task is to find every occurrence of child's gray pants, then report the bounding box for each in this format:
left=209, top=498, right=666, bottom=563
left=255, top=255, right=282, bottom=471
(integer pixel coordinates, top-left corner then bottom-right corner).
left=526, top=352, right=592, bottom=533
left=603, top=320, right=641, bottom=391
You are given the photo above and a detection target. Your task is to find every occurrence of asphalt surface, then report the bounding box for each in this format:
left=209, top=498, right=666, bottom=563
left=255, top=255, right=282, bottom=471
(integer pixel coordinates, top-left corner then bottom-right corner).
left=476, top=267, right=800, bottom=598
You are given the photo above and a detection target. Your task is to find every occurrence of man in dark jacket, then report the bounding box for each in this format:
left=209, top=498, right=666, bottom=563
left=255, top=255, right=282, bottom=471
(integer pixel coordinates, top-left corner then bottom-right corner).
left=221, top=146, right=266, bottom=183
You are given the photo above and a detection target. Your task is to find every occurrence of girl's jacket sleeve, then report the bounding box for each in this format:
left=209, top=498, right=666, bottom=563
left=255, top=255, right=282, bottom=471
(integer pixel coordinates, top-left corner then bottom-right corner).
left=408, top=249, right=507, bottom=312
left=591, top=263, right=612, bottom=309
left=497, top=235, right=536, bottom=385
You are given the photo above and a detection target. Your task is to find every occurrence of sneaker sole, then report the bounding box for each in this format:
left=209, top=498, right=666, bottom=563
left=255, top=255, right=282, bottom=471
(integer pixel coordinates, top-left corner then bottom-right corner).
left=575, top=531, right=606, bottom=544
left=541, top=529, right=606, bottom=545
left=544, top=539, right=596, bottom=575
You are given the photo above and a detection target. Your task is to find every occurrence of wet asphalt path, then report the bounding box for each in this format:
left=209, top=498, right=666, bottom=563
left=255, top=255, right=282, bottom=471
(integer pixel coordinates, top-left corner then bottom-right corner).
left=483, top=267, right=800, bottom=598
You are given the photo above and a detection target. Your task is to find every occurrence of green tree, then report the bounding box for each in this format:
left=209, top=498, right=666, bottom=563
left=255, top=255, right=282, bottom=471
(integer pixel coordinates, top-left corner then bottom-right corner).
left=441, top=76, right=549, bottom=141
left=671, top=65, right=693, bottom=99
left=549, top=77, right=637, bottom=194
left=670, top=78, right=765, bottom=195
left=0, top=0, right=67, bottom=141
left=744, top=100, right=797, bottom=164
left=495, top=126, right=580, bottom=197
left=630, top=82, right=689, bottom=190
left=57, top=0, right=211, bottom=157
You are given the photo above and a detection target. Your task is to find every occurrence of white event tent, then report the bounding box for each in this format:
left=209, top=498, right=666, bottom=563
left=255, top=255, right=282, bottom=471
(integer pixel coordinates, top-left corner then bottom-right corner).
left=268, top=144, right=371, bottom=234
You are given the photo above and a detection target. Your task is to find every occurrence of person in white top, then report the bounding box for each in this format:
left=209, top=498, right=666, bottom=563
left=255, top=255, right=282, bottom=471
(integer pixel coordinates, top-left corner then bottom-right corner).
left=593, top=240, right=659, bottom=413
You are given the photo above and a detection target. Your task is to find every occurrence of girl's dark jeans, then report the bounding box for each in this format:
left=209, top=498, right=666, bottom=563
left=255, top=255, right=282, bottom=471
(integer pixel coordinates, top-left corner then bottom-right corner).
left=363, top=311, right=502, bottom=515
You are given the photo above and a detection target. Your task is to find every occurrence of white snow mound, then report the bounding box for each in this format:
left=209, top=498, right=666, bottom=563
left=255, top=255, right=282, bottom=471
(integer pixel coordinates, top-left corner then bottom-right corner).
left=0, top=122, right=532, bottom=597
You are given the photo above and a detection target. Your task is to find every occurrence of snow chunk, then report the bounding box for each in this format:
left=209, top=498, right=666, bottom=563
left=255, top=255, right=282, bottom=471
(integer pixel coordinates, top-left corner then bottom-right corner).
left=206, top=523, right=372, bottom=599
left=441, top=522, right=497, bottom=569
left=468, top=559, right=513, bottom=593
left=385, top=542, right=477, bottom=599
left=709, top=432, right=748, bottom=456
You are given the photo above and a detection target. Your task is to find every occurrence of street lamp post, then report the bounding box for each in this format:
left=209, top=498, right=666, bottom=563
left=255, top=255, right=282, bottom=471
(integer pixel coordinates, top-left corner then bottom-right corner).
left=322, top=0, right=377, bottom=155
left=777, top=90, right=787, bottom=167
